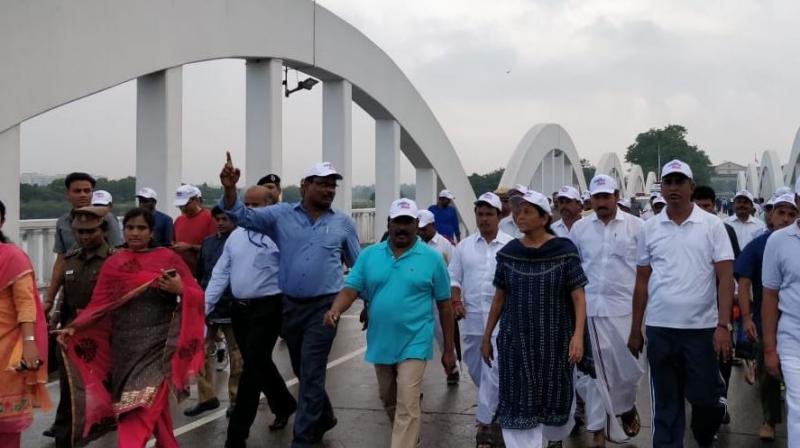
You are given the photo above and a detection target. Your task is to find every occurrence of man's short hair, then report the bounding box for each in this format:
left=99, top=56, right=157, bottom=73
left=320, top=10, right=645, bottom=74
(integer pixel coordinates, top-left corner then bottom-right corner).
left=692, top=185, right=716, bottom=202
left=211, top=206, right=225, bottom=216
left=64, top=172, right=96, bottom=189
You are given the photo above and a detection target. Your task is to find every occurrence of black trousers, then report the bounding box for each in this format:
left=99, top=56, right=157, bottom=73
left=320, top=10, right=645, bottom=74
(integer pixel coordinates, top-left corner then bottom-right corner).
left=646, top=326, right=726, bottom=447
left=53, top=310, right=77, bottom=447
left=227, top=296, right=297, bottom=442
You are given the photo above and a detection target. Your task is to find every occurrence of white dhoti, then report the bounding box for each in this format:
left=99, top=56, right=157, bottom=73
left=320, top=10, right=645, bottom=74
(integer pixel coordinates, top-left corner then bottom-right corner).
left=462, top=328, right=499, bottom=425
left=587, top=314, right=645, bottom=442
left=574, top=370, right=605, bottom=432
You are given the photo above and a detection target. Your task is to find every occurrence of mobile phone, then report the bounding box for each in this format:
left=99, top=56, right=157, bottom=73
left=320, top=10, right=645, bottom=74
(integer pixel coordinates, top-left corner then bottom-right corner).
left=164, top=269, right=178, bottom=278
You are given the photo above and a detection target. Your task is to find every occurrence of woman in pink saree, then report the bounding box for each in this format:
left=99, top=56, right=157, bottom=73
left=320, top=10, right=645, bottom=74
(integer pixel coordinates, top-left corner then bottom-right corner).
left=0, top=200, right=52, bottom=448
left=57, top=208, right=205, bottom=447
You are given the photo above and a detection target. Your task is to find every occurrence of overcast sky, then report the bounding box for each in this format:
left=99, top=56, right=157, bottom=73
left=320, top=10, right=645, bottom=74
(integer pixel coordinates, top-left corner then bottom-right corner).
left=20, top=0, right=800, bottom=187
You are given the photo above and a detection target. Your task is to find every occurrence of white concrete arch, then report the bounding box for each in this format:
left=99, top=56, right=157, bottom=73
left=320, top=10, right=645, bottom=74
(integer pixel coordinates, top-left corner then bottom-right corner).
left=596, top=152, right=627, bottom=193
left=744, top=164, right=760, bottom=197
left=758, top=150, right=785, bottom=199
left=785, top=126, right=800, bottom=189
left=645, top=172, right=658, bottom=194
left=0, top=0, right=480, bottom=236
left=737, top=171, right=747, bottom=192
left=498, top=123, right=588, bottom=195
left=625, top=165, right=646, bottom=198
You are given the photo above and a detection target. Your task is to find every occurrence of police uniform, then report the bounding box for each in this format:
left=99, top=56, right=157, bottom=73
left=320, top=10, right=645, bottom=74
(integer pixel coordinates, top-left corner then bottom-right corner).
left=50, top=207, right=113, bottom=446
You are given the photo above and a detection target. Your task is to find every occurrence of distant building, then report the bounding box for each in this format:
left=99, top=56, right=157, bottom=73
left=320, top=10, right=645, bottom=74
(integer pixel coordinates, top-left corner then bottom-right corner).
left=710, top=161, right=746, bottom=200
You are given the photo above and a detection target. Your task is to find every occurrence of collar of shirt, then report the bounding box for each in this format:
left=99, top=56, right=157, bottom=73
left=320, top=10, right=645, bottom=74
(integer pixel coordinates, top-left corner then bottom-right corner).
left=80, top=242, right=111, bottom=260
left=588, top=209, right=625, bottom=224
left=656, top=203, right=706, bottom=225
left=726, top=214, right=760, bottom=225
left=383, top=238, right=423, bottom=260
left=475, top=231, right=512, bottom=245
left=293, top=202, right=334, bottom=221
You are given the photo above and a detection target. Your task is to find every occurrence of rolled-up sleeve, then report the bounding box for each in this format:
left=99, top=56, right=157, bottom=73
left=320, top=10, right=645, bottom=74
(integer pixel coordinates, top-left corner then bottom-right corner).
left=636, top=226, right=651, bottom=266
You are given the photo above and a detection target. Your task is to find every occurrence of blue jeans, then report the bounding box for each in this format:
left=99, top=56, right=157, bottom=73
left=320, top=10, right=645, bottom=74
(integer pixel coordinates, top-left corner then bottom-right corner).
left=282, top=294, right=338, bottom=448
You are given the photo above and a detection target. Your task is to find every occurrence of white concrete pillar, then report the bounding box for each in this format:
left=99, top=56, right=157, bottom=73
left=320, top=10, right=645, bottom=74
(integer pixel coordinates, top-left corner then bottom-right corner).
left=415, top=167, right=437, bottom=209
left=246, top=59, right=283, bottom=185
left=374, top=120, right=401, bottom=238
left=322, top=80, right=352, bottom=212
left=0, top=125, right=21, bottom=242
left=136, top=67, right=183, bottom=217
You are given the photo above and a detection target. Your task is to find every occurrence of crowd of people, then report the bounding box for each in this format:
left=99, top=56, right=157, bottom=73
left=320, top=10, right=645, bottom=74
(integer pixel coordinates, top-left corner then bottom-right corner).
left=0, top=153, right=798, bottom=448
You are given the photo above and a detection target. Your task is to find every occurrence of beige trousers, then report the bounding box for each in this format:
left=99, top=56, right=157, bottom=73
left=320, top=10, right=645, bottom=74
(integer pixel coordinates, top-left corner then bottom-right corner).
left=198, top=323, right=243, bottom=403
left=374, top=359, right=427, bottom=448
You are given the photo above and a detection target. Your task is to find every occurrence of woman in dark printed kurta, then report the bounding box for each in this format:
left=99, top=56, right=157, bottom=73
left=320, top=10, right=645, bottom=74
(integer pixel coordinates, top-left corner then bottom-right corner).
left=482, top=190, right=587, bottom=448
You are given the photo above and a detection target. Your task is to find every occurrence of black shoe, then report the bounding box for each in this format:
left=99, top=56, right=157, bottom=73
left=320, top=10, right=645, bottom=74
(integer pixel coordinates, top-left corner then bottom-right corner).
left=269, top=403, right=297, bottom=431
left=311, top=417, right=338, bottom=443
left=183, top=397, right=221, bottom=417
left=446, top=370, right=460, bottom=386
left=224, top=437, right=246, bottom=448
left=43, top=427, right=57, bottom=438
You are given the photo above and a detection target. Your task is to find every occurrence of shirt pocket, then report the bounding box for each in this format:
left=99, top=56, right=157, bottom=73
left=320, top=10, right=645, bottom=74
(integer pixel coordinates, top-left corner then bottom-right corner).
left=611, top=237, right=636, bottom=261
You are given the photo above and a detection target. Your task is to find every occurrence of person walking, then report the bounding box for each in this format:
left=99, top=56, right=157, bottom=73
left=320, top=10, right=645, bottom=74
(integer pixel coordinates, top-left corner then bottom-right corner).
left=551, top=186, right=583, bottom=237
left=323, top=198, right=456, bottom=448
left=627, top=160, right=734, bottom=447
left=725, top=189, right=765, bottom=249
left=428, top=189, right=461, bottom=243
left=499, top=185, right=527, bottom=239
left=219, top=154, right=360, bottom=447
left=173, top=184, right=217, bottom=274
left=735, top=193, right=797, bottom=441
left=0, top=199, right=52, bottom=448
left=136, top=187, right=174, bottom=247
left=482, top=189, right=587, bottom=448
left=206, top=186, right=298, bottom=447
left=761, top=192, right=800, bottom=447
left=569, top=175, right=645, bottom=447
left=46, top=207, right=114, bottom=447
left=448, top=192, right=513, bottom=447
left=183, top=206, right=242, bottom=418
left=55, top=208, right=205, bottom=448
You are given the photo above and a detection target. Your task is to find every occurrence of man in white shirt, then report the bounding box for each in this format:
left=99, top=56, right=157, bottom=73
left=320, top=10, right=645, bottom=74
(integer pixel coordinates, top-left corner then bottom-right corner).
left=725, top=189, right=765, bottom=249
left=552, top=185, right=583, bottom=237
left=417, top=209, right=460, bottom=385
left=762, top=196, right=800, bottom=447
left=449, top=192, right=513, bottom=448
left=570, top=175, right=645, bottom=447
left=628, top=160, right=734, bottom=447
left=499, top=185, right=526, bottom=238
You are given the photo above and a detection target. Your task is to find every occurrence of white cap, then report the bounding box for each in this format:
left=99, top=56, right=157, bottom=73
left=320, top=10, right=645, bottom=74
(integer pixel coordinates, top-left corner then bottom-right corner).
left=417, top=209, right=435, bottom=228
left=661, top=159, right=693, bottom=180
left=617, top=198, right=632, bottom=209
left=474, top=192, right=502, bottom=211
left=508, top=184, right=528, bottom=195
left=438, top=189, right=455, bottom=200
left=91, top=190, right=112, bottom=206
left=510, top=190, right=552, bottom=215
left=174, top=184, right=200, bottom=207
left=774, top=186, right=792, bottom=197
left=733, top=189, right=755, bottom=203
left=581, top=191, right=591, bottom=201
left=136, top=187, right=158, bottom=200
left=389, top=198, right=418, bottom=219
left=589, top=174, right=618, bottom=195
left=652, top=195, right=667, bottom=206
left=772, top=193, right=798, bottom=209
left=303, top=162, right=343, bottom=180
left=556, top=185, right=581, bottom=202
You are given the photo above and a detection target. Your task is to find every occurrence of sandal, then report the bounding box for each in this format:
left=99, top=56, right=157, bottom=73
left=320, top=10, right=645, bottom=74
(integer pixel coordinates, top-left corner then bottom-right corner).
left=620, top=407, right=641, bottom=437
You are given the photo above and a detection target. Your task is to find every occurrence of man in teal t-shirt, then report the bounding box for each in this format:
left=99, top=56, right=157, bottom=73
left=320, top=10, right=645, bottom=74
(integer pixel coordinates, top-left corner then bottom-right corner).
left=324, top=198, right=456, bottom=448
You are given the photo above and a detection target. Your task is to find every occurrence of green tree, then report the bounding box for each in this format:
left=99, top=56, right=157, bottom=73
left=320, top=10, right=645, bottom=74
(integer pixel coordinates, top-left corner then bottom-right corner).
left=625, top=124, right=713, bottom=185
left=468, top=168, right=505, bottom=196
left=580, top=159, right=596, bottom=184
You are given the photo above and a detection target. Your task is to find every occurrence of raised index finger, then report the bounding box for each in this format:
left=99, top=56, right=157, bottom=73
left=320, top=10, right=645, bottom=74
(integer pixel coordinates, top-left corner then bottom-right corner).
left=226, top=150, right=233, bottom=166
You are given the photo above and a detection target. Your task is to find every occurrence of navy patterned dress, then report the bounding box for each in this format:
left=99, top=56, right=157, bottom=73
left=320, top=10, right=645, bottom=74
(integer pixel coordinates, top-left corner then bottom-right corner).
left=493, top=237, right=588, bottom=429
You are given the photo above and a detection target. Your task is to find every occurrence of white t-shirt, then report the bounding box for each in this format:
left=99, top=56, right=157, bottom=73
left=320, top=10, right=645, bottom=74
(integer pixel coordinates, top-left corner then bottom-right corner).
left=570, top=210, right=644, bottom=317
left=637, top=204, right=734, bottom=329
left=448, top=231, right=514, bottom=335
left=552, top=218, right=572, bottom=238
left=499, top=215, right=522, bottom=238
left=762, top=221, right=800, bottom=356
left=426, top=232, right=454, bottom=265
left=724, top=214, right=765, bottom=250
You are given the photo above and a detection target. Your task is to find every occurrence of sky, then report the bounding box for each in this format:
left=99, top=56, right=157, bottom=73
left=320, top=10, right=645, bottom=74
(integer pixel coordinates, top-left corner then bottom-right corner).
left=20, top=0, right=800, bottom=187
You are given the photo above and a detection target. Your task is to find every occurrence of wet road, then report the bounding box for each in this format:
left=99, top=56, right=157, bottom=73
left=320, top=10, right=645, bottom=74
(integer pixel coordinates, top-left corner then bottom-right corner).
left=26, top=303, right=788, bottom=447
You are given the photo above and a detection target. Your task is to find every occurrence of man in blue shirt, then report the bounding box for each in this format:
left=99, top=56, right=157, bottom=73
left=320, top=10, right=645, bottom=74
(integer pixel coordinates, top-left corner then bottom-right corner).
left=207, top=185, right=298, bottom=448
left=735, top=193, right=797, bottom=441
left=324, top=198, right=456, bottom=448
left=136, top=187, right=175, bottom=247
left=219, top=154, right=360, bottom=447
left=428, top=189, right=461, bottom=243
left=183, top=206, right=242, bottom=418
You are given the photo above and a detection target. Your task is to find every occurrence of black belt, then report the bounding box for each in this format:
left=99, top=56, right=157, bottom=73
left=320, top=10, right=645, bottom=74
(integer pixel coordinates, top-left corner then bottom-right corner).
left=283, top=293, right=336, bottom=303
left=232, top=293, right=282, bottom=306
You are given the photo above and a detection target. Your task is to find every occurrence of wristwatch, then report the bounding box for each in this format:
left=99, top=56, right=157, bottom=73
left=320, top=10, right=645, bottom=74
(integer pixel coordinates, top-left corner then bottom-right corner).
left=23, top=335, right=36, bottom=342
left=717, top=323, right=733, bottom=332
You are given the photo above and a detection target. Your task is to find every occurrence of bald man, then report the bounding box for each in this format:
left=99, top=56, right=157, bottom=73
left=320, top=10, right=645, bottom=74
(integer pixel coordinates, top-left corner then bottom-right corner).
left=206, top=185, right=297, bottom=447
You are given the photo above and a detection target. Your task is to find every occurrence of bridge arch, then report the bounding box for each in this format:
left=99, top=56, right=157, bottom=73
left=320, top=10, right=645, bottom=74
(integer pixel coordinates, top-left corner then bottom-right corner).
left=758, top=150, right=785, bottom=199
left=625, top=165, right=646, bottom=198
left=498, top=123, right=588, bottom=195
left=0, top=0, right=479, bottom=237
left=744, top=164, right=760, bottom=197
left=595, top=153, right=627, bottom=193
left=785, top=126, right=800, bottom=189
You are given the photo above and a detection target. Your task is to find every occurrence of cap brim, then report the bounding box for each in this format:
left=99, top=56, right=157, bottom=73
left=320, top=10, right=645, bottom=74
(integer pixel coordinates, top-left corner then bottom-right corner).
left=417, top=221, right=433, bottom=228
left=174, top=198, right=190, bottom=207
left=389, top=212, right=417, bottom=220
left=474, top=200, right=500, bottom=210
left=590, top=188, right=615, bottom=196
left=306, top=172, right=343, bottom=180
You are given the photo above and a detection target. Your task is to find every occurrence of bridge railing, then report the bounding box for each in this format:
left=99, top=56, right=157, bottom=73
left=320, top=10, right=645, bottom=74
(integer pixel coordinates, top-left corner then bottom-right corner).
left=19, top=208, right=378, bottom=289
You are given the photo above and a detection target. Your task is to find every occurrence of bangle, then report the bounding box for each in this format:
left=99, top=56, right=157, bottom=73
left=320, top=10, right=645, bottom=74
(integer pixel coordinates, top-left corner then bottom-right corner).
left=23, top=336, right=35, bottom=342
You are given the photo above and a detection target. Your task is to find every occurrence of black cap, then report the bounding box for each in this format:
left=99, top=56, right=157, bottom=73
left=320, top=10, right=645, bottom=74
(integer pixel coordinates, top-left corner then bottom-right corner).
left=258, top=173, right=281, bottom=187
